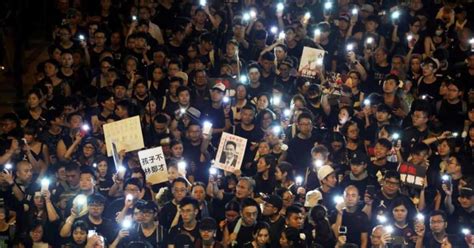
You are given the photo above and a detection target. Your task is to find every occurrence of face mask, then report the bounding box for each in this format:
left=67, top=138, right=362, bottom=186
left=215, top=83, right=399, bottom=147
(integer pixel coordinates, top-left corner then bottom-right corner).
left=435, top=30, right=443, bottom=36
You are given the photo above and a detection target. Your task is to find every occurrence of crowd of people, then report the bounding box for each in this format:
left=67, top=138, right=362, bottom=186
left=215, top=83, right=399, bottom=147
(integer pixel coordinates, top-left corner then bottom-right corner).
left=1, top=0, right=474, bottom=247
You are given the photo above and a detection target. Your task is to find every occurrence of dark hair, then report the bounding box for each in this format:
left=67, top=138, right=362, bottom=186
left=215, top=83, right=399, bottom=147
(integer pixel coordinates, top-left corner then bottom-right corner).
left=341, top=120, right=359, bottom=137
left=410, top=142, right=430, bottom=155
left=277, top=162, right=294, bottom=181
left=240, top=197, right=260, bottom=213
left=172, top=177, right=188, bottom=188
left=388, top=197, right=417, bottom=222
left=124, top=178, right=144, bottom=191
left=179, top=196, right=199, bottom=210
left=429, top=210, right=447, bottom=222
left=384, top=170, right=400, bottom=181
left=297, top=112, right=313, bottom=123
left=376, top=138, right=392, bottom=150
left=80, top=166, right=97, bottom=181
left=153, top=113, right=169, bottom=124
left=253, top=222, right=270, bottom=236
left=285, top=205, right=303, bottom=220
left=176, top=86, right=191, bottom=96
left=225, top=141, right=237, bottom=149
left=71, top=220, right=89, bottom=232
left=225, top=200, right=241, bottom=212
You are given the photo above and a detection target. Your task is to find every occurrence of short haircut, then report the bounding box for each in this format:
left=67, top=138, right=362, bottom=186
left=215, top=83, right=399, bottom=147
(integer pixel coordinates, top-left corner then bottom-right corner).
left=80, top=166, right=97, bottom=181
left=410, top=142, right=430, bottom=155
left=124, top=178, right=144, bottom=191
left=65, top=162, right=80, bottom=172
left=376, top=138, right=392, bottom=150
left=179, top=196, right=199, bottom=210
left=384, top=170, right=400, bottom=181
left=240, top=197, right=259, bottom=212
left=297, top=112, right=313, bottom=123
left=429, top=210, right=447, bottom=222
left=285, top=205, right=302, bottom=219
left=172, top=177, right=188, bottom=188
left=238, top=177, right=255, bottom=193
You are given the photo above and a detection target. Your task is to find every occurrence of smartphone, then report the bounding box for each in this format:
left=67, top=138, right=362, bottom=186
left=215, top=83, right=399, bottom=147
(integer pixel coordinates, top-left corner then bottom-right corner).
left=88, top=230, right=96, bottom=238
left=366, top=185, right=376, bottom=199
left=339, top=226, right=347, bottom=234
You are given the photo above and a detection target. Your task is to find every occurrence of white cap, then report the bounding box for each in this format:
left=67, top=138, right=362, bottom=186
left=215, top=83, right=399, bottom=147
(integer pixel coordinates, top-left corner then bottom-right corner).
left=317, top=165, right=335, bottom=181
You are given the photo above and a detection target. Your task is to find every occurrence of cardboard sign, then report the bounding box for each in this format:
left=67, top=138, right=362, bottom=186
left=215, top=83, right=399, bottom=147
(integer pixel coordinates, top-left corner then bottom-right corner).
left=399, top=163, right=427, bottom=189
left=214, top=132, right=247, bottom=172
left=298, top=47, right=325, bottom=78
left=138, top=146, right=168, bottom=184
left=103, top=116, right=144, bottom=156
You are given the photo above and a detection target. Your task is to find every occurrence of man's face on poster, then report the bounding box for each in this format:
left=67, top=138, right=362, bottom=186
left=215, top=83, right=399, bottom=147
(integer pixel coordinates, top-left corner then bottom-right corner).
left=225, top=143, right=236, bottom=158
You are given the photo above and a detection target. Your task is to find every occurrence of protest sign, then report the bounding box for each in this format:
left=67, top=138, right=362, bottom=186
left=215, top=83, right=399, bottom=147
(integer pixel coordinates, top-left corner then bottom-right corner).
left=214, top=132, right=247, bottom=172
left=103, top=116, right=144, bottom=156
left=399, top=163, right=427, bottom=189
left=138, top=146, right=168, bottom=184
left=298, top=47, right=325, bottom=78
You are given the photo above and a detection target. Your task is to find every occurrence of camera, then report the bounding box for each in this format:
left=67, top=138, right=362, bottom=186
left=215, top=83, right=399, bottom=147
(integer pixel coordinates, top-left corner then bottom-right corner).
left=339, top=226, right=347, bottom=234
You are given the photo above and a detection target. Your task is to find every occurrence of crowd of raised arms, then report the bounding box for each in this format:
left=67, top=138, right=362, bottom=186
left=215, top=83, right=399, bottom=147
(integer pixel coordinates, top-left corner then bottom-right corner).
left=1, top=0, right=474, bottom=247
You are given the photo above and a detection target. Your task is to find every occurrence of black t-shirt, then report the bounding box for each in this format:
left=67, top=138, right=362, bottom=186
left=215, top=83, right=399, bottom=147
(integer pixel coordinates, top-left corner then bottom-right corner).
left=341, top=209, right=369, bottom=247
left=78, top=215, right=117, bottom=245
left=264, top=216, right=285, bottom=248
left=227, top=220, right=256, bottom=248
left=367, top=160, right=399, bottom=179
left=233, top=124, right=264, bottom=166
left=286, top=134, right=320, bottom=175
left=422, top=232, right=465, bottom=248
left=167, top=222, right=200, bottom=245
left=417, top=77, right=442, bottom=101
left=366, top=63, right=391, bottom=95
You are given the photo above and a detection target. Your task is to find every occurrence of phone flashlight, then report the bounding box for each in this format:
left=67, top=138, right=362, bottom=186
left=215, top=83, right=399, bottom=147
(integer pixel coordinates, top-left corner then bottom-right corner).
left=87, top=230, right=96, bottom=238
left=276, top=3, right=284, bottom=12
left=76, top=194, right=87, bottom=206
left=278, top=31, right=286, bottom=40
left=178, top=161, right=187, bottom=170
left=126, top=194, right=133, bottom=201
left=239, top=75, right=247, bottom=84
left=462, top=228, right=471, bottom=235
left=363, top=99, right=371, bottom=106
left=250, top=10, right=257, bottom=19
left=366, top=37, right=374, bottom=44
left=122, top=219, right=132, bottom=229
left=132, top=15, right=137, bottom=21
left=199, top=0, right=206, bottom=6
left=385, top=225, right=394, bottom=234
left=442, top=174, right=450, bottom=182
left=392, top=133, right=400, bottom=140
left=352, top=8, right=358, bottom=15
left=93, top=163, right=97, bottom=168
left=79, top=34, right=85, bottom=41
left=4, top=163, right=12, bottom=171
left=324, top=2, right=333, bottom=10
left=243, top=12, right=250, bottom=21
left=283, top=108, right=291, bottom=117
left=223, top=96, right=230, bottom=104
left=180, top=108, right=187, bottom=115
left=41, top=178, right=50, bottom=191
left=304, top=12, right=311, bottom=20
left=314, top=28, right=321, bottom=37
left=391, top=11, right=400, bottom=20
left=416, top=213, right=425, bottom=222
left=295, top=176, right=303, bottom=185
left=346, top=43, right=354, bottom=51
left=377, top=214, right=387, bottom=223
left=272, top=126, right=282, bottom=135
left=209, top=167, right=217, bottom=175
left=452, top=132, right=459, bottom=137
left=314, top=160, right=323, bottom=168
left=82, top=124, right=90, bottom=132
left=421, top=95, right=427, bottom=100
left=273, top=96, right=281, bottom=106
left=270, top=26, right=278, bottom=34
left=407, top=35, right=413, bottom=41
left=334, top=195, right=344, bottom=204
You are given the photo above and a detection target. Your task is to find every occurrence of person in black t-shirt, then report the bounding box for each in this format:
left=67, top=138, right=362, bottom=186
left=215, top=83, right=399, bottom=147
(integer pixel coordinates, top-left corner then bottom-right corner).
left=416, top=210, right=467, bottom=248
left=223, top=198, right=259, bottom=248
left=167, top=196, right=201, bottom=247
left=333, top=185, right=369, bottom=248
left=368, top=138, right=398, bottom=181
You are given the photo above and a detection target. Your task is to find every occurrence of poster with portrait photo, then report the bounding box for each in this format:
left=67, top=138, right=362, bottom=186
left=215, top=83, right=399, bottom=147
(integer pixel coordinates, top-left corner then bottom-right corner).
left=215, top=132, right=247, bottom=172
